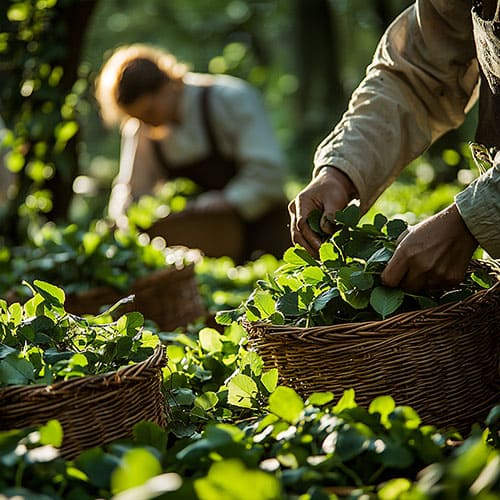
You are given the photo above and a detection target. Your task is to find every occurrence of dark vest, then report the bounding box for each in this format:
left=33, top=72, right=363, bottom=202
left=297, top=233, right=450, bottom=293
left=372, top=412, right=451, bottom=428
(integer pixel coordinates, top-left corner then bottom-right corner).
left=473, top=0, right=500, bottom=148
left=150, top=85, right=237, bottom=191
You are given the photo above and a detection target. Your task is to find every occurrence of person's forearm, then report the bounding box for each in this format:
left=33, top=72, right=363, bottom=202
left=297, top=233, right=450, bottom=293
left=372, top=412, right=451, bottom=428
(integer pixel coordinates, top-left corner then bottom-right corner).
left=314, top=0, right=478, bottom=212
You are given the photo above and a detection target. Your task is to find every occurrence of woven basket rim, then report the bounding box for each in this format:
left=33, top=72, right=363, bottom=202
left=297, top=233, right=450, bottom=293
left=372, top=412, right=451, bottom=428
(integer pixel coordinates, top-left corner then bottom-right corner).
left=66, top=262, right=195, bottom=300
left=245, top=259, right=500, bottom=338
left=0, top=343, right=165, bottom=397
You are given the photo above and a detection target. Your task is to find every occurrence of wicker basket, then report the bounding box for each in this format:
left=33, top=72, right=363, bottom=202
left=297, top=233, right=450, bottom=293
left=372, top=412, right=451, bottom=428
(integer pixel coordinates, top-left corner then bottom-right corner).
left=246, top=264, right=500, bottom=434
left=0, top=345, right=167, bottom=459
left=65, top=264, right=205, bottom=331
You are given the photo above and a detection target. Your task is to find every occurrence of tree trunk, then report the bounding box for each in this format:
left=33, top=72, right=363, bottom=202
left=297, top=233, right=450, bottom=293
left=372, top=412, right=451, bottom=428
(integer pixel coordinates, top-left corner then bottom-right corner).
left=45, top=0, right=99, bottom=221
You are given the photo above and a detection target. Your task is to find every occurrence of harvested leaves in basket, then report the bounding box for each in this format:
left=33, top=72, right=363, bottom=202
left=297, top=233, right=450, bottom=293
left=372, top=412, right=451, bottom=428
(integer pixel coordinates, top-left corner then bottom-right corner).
left=0, top=280, right=159, bottom=387
left=0, top=219, right=196, bottom=300
left=217, top=206, right=497, bottom=327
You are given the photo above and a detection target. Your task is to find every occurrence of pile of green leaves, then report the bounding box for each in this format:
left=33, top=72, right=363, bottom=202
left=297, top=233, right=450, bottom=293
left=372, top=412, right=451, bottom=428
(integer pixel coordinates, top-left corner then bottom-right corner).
left=126, top=178, right=201, bottom=230
left=0, top=219, right=193, bottom=298
left=0, top=281, right=159, bottom=387
left=218, top=206, right=495, bottom=327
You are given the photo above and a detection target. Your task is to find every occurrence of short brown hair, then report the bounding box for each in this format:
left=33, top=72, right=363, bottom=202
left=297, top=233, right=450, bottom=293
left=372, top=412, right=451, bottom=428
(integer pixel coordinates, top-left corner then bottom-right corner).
left=95, top=44, right=188, bottom=126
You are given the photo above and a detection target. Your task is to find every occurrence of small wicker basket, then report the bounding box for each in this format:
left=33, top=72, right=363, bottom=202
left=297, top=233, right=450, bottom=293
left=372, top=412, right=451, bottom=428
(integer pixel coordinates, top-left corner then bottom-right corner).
left=0, top=345, right=167, bottom=458
left=65, top=264, right=205, bottom=331
left=246, top=263, right=500, bottom=434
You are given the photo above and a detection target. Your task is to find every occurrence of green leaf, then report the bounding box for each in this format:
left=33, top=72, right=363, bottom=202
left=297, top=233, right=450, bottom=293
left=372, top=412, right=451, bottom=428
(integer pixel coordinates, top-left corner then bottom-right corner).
left=335, top=205, right=360, bottom=227
left=378, top=478, right=412, bottom=500
left=338, top=268, right=370, bottom=310
left=39, top=420, right=63, bottom=448
left=241, top=350, right=264, bottom=376
left=111, top=448, right=162, bottom=494
left=269, top=387, right=304, bottom=423
left=215, top=308, right=243, bottom=325
left=194, top=391, right=219, bottom=411
left=199, top=328, right=223, bottom=353
left=373, top=213, right=388, bottom=231
left=252, top=291, right=276, bottom=318
left=300, top=266, right=326, bottom=284
left=133, top=421, right=168, bottom=452
left=319, top=241, right=338, bottom=263
left=369, top=395, right=396, bottom=426
left=306, top=392, right=334, bottom=406
left=283, top=246, right=318, bottom=267
left=333, top=389, right=357, bottom=413
left=307, top=209, right=325, bottom=236
left=194, top=459, right=282, bottom=500
left=76, top=448, right=120, bottom=490
left=261, top=369, right=279, bottom=393
left=167, top=344, right=185, bottom=364
left=227, top=374, right=258, bottom=409
left=311, top=288, right=339, bottom=312
left=370, top=286, right=405, bottom=318
left=168, top=388, right=196, bottom=407
left=276, top=291, right=303, bottom=316
left=0, top=354, right=35, bottom=385
left=386, top=219, right=408, bottom=240
left=82, top=232, right=101, bottom=255
left=485, top=405, right=500, bottom=427
left=366, top=247, right=393, bottom=270
left=32, top=280, right=65, bottom=307
left=350, top=271, right=374, bottom=291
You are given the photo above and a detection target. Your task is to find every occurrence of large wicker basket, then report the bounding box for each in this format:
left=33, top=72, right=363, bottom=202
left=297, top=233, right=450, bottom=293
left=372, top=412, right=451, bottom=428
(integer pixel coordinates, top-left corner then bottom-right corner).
left=65, top=264, right=205, bottom=331
left=0, top=345, right=167, bottom=458
left=246, top=264, right=500, bottom=434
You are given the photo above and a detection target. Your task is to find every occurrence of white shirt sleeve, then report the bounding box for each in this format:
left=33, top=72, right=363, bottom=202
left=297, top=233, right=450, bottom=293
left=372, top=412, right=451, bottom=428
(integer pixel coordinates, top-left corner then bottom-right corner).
left=313, top=1, right=479, bottom=213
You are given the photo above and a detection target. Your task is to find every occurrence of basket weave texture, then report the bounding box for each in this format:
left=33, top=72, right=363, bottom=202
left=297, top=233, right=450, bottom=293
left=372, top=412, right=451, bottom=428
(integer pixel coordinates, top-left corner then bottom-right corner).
left=0, top=345, right=167, bottom=458
left=246, top=265, right=500, bottom=434
left=65, top=264, right=205, bottom=331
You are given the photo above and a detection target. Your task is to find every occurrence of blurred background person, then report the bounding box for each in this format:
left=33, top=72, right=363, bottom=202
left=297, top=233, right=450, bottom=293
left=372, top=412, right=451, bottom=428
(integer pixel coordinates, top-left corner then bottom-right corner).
left=95, top=44, right=290, bottom=263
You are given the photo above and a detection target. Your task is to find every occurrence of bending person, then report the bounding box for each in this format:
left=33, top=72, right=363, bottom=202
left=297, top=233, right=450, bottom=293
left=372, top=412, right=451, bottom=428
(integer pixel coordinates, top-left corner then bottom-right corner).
left=96, top=44, right=290, bottom=262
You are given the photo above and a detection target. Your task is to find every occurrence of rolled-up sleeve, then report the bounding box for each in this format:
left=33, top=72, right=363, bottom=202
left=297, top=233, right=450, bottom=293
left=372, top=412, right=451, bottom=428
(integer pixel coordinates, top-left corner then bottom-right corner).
left=455, top=153, right=500, bottom=257
left=314, top=0, right=478, bottom=213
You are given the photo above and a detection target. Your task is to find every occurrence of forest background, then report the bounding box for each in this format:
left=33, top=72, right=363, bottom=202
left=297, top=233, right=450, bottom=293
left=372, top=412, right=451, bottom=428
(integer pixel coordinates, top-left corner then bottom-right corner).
left=0, top=0, right=479, bottom=244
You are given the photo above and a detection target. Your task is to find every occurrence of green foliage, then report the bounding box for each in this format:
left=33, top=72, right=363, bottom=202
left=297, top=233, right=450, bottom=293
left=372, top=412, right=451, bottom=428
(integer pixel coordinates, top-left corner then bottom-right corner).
left=221, top=207, right=495, bottom=327
left=126, top=178, right=200, bottom=230
left=0, top=279, right=498, bottom=498
left=161, top=323, right=278, bottom=439
left=0, top=220, right=195, bottom=298
left=196, top=253, right=281, bottom=314
left=1, top=0, right=93, bottom=240
left=0, top=280, right=158, bottom=387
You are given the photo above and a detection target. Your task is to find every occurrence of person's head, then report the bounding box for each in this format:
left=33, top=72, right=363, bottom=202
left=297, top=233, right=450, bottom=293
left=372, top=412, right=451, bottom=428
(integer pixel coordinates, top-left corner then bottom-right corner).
left=95, top=44, right=188, bottom=127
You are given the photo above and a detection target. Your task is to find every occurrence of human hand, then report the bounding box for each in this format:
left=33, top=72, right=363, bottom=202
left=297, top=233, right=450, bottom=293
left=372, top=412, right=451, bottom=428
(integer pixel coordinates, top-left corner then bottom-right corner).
left=190, top=190, right=233, bottom=212
left=381, top=204, right=478, bottom=293
left=288, top=167, right=357, bottom=257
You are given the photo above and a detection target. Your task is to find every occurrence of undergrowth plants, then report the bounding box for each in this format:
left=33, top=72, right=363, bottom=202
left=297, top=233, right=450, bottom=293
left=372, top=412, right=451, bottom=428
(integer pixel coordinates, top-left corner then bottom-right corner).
left=0, top=281, right=158, bottom=386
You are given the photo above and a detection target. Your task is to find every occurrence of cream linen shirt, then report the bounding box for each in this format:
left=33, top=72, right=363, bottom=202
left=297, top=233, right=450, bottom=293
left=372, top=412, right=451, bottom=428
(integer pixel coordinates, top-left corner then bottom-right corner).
left=313, top=0, right=500, bottom=257
left=108, top=73, right=287, bottom=222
